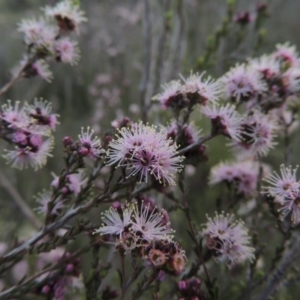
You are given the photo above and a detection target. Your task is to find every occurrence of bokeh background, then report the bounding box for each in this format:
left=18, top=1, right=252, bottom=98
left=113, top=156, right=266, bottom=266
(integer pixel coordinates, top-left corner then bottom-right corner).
left=0, top=0, right=300, bottom=299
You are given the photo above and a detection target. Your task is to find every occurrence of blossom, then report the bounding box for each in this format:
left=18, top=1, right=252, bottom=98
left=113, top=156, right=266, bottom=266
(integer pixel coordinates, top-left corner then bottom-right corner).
left=209, top=160, right=264, bottom=197
left=230, top=110, right=278, bottom=157
left=78, top=127, right=102, bottom=159
left=43, top=0, right=87, bottom=33
left=131, top=203, right=174, bottom=242
left=3, top=137, right=54, bottom=170
left=278, top=189, right=300, bottom=225
left=152, top=80, right=182, bottom=109
left=165, top=121, right=201, bottom=146
left=66, top=170, right=87, bottom=196
left=272, top=43, right=300, bottom=69
left=18, top=18, right=57, bottom=52
left=201, top=104, right=242, bottom=141
left=35, top=191, right=64, bottom=215
left=221, top=64, right=266, bottom=102
left=201, top=213, right=255, bottom=267
left=281, top=67, right=300, bottom=95
left=94, top=205, right=134, bottom=237
left=180, top=72, right=221, bottom=105
left=1, top=100, right=28, bottom=129
left=26, top=98, right=59, bottom=131
left=262, top=165, right=299, bottom=199
left=106, top=122, right=183, bottom=185
left=249, top=55, right=281, bottom=80
left=55, top=38, right=80, bottom=65
left=16, top=57, right=53, bottom=82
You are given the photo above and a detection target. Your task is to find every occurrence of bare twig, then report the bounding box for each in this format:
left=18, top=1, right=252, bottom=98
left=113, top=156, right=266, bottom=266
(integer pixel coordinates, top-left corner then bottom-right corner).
left=139, top=0, right=152, bottom=123
left=255, top=234, right=300, bottom=300
left=0, top=170, right=42, bottom=230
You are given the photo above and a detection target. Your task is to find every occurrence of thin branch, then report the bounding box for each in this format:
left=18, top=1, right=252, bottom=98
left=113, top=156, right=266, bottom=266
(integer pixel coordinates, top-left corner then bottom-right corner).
left=175, top=133, right=218, bottom=156
left=0, top=170, right=42, bottom=230
left=255, top=234, right=300, bottom=300
left=139, top=0, right=152, bottom=123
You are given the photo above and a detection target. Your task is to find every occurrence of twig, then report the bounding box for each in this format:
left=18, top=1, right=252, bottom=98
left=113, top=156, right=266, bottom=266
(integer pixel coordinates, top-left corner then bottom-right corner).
left=0, top=170, right=42, bottom=230
left=255, top=234, right=300, bottom=300
left=175, top=133, right=218, bottom=156
left=139, top=0, right=152, bottom=123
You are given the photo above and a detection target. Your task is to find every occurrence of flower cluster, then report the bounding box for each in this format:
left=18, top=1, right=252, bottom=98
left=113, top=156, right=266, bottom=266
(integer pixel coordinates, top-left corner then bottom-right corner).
left=16, top=0, right=86, bottom=81
left=0, top=99, right=58, bottom=169
left=153, top=72, right=221, bottom=110
left=107, top=122, right=184, bottom=185
left=263, top=165, right=300, bottom=225
left=94, top=201, right=186, bottom=275
left=201, top=213, right=255, bottom=267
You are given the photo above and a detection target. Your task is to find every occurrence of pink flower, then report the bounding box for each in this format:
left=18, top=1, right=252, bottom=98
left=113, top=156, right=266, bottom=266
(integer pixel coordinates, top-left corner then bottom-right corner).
left=1, top=100, right=28, bottom=130
left=55, top=38, right=80, bottom=65
left=43, top=1, right=87, bottom=33
left=66, top=170, right=87, bottom=196
left=78, top=127, right=102, bottom=159
left=249, top=55, right=281, bottom=80
left=107, top=122, right=183, bottom=185
left=180, top=72, right=221, bottom=105
left=201, top=104, right=242, bottom=141
left=131, top=203, right=174, bottom=242
left=272, top=43, right=300, bottom=69
left=262, top=165, right=299, bottom=199
left=152, top=80, right=182, bottom=109
left=278, top=189, right=300, bottom=225
left=221, top=64, right=266, bottom=102
left=18, top=18, right=57, bottom=52
left=201, top=213, right=255, bottom=267
left=26, top=98, right=59, bottom=131
left=3, top=137, right=54, bottom=170
left=210, top=160, right=263, bottom=197
left=230, top=110, right=278, bottom=157
left=281, top=67, right=300, bottom=95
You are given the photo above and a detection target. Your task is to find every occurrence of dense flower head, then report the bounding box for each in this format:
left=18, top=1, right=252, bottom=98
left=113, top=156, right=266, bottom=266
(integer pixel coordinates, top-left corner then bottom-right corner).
left=26, top=98, right=59, bottom=131
left=209, top=160, right=265, bottom=197
left=18, top=18, right=57, bottom=54
left=94, top=202, right=175, bottom=253
left=15, top=56, right=53, bottom=82
left=180, top=72, right=221, bottom=105
left=249, top=55, right=281, bottom=80
left=262, top=165, right=299, bottom=199
left=201, top=104, right=242, bottom=141
left=106, top=122, right=184, bottom=185
left=55, top=38, right=80, bottom=65
left=3, top=137, right=54, bottom=170
left=165, top=121, right=201, bottom=147
left=272, top=43, right=300, bottom=69
left=43, top=0, right=87, bottom=33
left=201, top=213, right=255, bottom=267
left=78, top=127, right=102, bottom=159
left=262, top=165, right=300, bottom=225
left=153, top=72, right=221, bottom=110
left=281, top=67, right=300, bottom=95
left=221, top=63, right=266, bottom=102
left=230, top=110, right=278, bottom=157
left=0, top=99, right=57, bottom=170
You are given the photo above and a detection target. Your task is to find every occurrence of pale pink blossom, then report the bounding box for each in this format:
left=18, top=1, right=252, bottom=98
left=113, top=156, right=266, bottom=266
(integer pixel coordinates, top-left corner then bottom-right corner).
left=272, top=43, right=300, bottom=68
left=201, top=213, right=255, bottom=267
left=55, top=38, right=80, bottom=65
left=43, top=1, right=87, bottom=33
left=201, top=104, right=242, bottom=141
left=221, top=64, right=266, bottom=102
left=107, top=123, right=183, bottom=185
